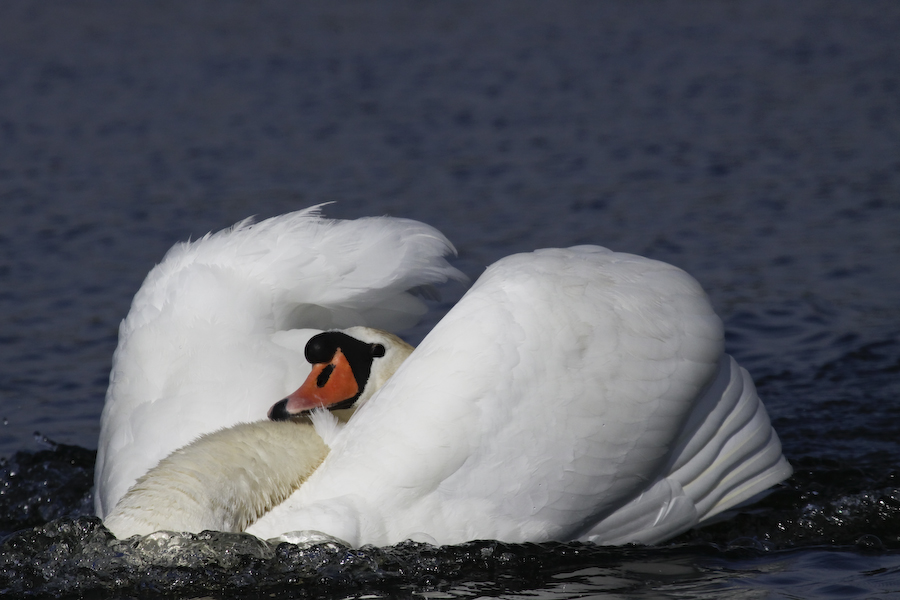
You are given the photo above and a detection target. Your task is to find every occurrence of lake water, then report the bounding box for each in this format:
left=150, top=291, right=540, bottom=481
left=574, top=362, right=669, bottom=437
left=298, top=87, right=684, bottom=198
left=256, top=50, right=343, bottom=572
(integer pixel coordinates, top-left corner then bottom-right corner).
left=1, top=1, right=900, bottom=597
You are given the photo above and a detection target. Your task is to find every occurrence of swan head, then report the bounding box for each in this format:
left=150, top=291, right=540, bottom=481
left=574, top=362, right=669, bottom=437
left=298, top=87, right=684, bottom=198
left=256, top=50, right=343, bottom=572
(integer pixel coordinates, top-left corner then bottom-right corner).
left=268, top=327, right=413, bottom=421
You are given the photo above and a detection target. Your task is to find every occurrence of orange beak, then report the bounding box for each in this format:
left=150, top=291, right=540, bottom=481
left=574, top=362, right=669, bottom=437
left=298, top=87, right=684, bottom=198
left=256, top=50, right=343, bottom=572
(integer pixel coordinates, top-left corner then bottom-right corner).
left=283, top=348, right=360, bottom=414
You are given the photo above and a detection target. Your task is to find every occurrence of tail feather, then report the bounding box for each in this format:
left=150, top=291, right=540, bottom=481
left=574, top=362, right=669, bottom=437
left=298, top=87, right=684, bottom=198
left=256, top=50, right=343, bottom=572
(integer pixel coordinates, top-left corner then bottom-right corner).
left=580, top=355, right=791, bottom=545
left=583, top=479, right=699, bottom=545
left=672, top=357, right=792, bottom=521
left=698, top=428, right=791, bottom=520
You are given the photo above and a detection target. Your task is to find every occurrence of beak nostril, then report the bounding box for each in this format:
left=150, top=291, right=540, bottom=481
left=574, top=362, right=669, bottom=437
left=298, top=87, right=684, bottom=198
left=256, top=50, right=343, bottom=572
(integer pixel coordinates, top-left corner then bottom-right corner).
left=317, top=363, right=336, bottom=388
left=276, top=346, right=361, bottom=416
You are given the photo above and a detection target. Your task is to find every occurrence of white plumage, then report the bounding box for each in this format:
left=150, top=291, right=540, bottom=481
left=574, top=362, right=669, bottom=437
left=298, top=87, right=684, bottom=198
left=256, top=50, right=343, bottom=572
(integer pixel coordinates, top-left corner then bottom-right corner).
left=244, top=246, right=791, bottom=545
left=103, top=419, right=329, bottom=538
left=102, top=327, right=414, bottom=539
left=94, top=206, right=464, bottom=518
left=97, top=211, right=791, bottom=546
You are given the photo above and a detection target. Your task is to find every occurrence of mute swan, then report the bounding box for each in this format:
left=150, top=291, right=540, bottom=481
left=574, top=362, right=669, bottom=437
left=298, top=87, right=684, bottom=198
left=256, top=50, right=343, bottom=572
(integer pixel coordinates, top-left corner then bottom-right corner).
left=98, top=213, right=791, bottom=547
left=242, top=246, right=791, bottom=546
left=94, top=207, right=464, bottom=518
left=104, top=328, right=413, bottom=538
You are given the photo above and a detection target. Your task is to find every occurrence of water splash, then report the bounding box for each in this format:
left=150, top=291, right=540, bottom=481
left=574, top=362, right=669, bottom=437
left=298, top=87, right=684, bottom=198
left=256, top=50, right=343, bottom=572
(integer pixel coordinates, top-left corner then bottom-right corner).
left=1, top=442, right=899, bottom=598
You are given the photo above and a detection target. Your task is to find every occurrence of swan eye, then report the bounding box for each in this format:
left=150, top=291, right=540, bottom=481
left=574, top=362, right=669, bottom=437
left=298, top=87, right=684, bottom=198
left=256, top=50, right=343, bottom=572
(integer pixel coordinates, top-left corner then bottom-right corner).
left=317, top=363, right=335, bottom=387
left=371, top=344, right=386, bottom=358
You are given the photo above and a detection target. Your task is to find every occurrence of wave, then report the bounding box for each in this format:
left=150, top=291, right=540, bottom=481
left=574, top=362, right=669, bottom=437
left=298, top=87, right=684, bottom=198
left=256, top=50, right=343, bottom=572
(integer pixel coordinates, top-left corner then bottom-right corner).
left=2, top=443, right=899, bottom=598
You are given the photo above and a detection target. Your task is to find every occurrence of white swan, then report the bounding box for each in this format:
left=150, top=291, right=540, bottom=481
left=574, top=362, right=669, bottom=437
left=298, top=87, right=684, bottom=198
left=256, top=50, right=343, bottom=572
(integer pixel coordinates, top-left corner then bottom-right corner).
left=242, top=246, right=791, bottom=546
left=94, top=207, right=464, bottom=518
left=97, top=211, right=792, bottom=546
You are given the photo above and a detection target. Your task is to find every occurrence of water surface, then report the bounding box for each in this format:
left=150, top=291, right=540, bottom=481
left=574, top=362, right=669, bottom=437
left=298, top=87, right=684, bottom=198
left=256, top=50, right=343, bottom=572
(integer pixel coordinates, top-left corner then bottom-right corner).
left=1, top=1, right=899, bottom=597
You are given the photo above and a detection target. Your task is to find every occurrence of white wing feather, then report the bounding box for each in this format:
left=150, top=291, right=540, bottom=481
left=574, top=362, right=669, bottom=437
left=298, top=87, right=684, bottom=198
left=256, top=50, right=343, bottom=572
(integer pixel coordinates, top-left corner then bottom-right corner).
left=95, top=206, right=464, bottom=517
left=248, top=246, right=776, bottom=546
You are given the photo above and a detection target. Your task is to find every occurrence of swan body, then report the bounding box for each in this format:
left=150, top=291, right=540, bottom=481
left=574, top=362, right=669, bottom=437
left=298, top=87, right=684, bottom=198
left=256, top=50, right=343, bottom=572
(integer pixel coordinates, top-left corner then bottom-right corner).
left=94, top=207, right=463, bottom=518
left=243, top=246, right=791, bottom=546
left=97, top=212, right=791, bottom=546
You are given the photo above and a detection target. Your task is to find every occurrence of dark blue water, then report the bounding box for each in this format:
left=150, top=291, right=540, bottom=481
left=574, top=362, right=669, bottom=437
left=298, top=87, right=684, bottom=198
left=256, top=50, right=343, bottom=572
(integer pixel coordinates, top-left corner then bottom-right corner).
left=2, top=1, right=900, bottom=597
